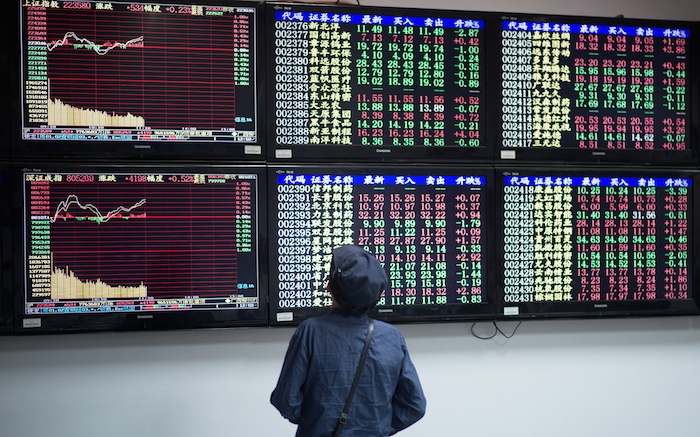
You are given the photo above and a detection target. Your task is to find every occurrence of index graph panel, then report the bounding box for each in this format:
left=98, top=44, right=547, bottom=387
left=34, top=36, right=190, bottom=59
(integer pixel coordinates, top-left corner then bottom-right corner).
left=501, top=174, right=692, bottom=310
left=24, top=171, right=260, bottom=314
left=22, top=1, right=258, bottom=143
left=500, top=19, right=690, bottom=154
left=271, top=6, right=485, bottom=152
left=272, top=171, right=488, bottom=315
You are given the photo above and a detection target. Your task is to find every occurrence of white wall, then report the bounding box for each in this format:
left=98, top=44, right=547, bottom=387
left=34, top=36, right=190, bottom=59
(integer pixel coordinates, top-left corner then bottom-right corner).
left=2, top=0, right=699, bottom=436
left=2, top=316, right=700, bottom=437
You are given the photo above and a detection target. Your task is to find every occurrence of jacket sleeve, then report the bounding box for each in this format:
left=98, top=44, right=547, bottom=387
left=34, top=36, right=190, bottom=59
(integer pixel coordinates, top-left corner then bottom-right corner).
left=270, top=324, right=310, bottom=424
left=389, top=344, right=427, bottom=435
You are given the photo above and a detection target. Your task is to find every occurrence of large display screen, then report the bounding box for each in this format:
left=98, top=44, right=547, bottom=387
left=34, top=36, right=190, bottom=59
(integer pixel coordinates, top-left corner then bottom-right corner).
left=498, top=14, right=697, bottom=164
left=268, top=4, right=492, bottom=162
left=497, top=168, right=700, bottom=318
left=269, top=166, right=495, bottom=324
left=17, top=0, right=262, bottom=159
left=15, top=165, right=267, bottom=333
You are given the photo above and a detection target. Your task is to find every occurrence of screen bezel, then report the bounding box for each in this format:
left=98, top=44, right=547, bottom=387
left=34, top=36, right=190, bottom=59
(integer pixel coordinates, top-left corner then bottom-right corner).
left=0, top=17, right=13, bottom=333
left=12, top=162, right=269, bottom=334
left=9, top=0, right=266, bottom=161
left=0, top=163, right=13, bottom=335
left=268, top=164, right=497, bottom=325
left=494, top=165, right=700, bottom=319
left=266, top=3, right=497, bottom=163
left=492, top=12, right=699, bottom=166
left=0, top=12, right=11, bottom=160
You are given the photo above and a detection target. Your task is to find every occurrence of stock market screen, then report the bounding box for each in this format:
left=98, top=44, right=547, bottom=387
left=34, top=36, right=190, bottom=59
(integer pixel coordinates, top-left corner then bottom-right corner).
left=270, top=167, right=494, bottom=323
left=269, top=4, right=489, bottom=161
left=499, top=16, right=693, bottom=163
left=20, top=1, right=259, bottom=147
left=22, top=168, right=263, bottom=328
left=499, top=170, right=697, bottom=317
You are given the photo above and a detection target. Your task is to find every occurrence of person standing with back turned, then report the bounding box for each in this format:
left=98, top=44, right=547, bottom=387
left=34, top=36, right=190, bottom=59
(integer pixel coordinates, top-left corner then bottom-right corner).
left=271, top=244, right=427, bottom=437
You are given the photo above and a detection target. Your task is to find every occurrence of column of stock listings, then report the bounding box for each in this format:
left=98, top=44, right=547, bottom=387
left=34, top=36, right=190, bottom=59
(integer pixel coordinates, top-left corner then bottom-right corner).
left=272, top=172, right=487, bottom=315
left=500, top=18, right=690, bottom=152
left=271, top=7, right=484, bottom=150
left=501, top=175, right=691, bottom=306
left=269, top=5, right=492, bottom=319
left=496, top=16, right=695, bottom=316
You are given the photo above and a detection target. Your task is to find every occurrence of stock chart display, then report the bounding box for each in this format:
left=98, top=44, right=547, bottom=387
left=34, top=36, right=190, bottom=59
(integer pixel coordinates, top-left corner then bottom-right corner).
left=270, top=169, right=490, bottom=321
left=500, top=172, right=693, bottom=313
left=500, top=17, right=691, bottom=156
left=23, top=169, right=261, bottom=315
left=269, top=5, right=486, bottom=159
left=21, top=1, right=258, bottom=144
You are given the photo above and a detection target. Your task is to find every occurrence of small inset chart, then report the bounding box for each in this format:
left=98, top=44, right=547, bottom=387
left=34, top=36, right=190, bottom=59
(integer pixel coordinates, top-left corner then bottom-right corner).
left=21, top=1, right=258, bottom=144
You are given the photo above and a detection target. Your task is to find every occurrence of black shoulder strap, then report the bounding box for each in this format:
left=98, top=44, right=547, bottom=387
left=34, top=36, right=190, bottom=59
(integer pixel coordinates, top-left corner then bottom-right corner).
left=333, top=318, right=374, bottom=437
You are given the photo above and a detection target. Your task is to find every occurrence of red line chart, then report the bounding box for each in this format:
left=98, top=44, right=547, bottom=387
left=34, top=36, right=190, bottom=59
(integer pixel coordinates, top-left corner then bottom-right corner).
left=47, top=32, right=145, bottom=55
left=50, top=194, right=147, bottom=224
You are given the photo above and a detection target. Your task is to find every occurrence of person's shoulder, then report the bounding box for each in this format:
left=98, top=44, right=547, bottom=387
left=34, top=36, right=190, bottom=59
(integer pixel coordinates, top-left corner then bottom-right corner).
left=372, top=319, right=407, bottom=341
left=296, top=316, right=320, bottom=331
left=295, top=313, right=336, bottom=331
left=289, top=316, right=327, bottom=345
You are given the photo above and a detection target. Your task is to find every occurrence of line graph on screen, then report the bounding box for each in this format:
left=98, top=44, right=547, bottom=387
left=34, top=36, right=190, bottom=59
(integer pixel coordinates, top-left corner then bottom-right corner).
left=47, top=32, right=145, bottom=55
left=23, top=2, right=255, bottom=134
left=51, top=194, right=147, bottom=224
left=37, top=179, right=245, bottom=300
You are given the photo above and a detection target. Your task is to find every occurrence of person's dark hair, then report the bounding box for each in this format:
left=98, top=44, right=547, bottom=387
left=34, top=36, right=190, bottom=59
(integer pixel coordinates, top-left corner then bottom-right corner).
left=328, top=245, right=388, bottom=314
